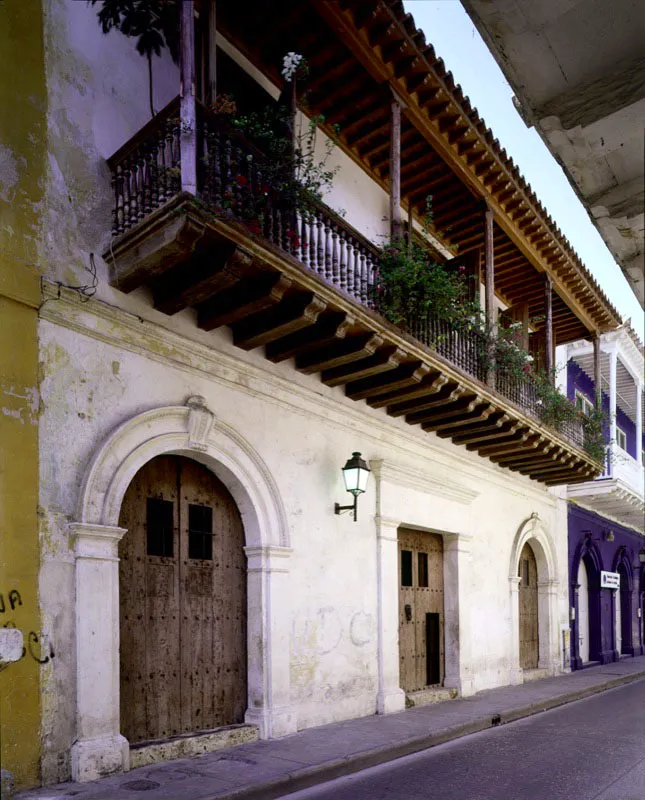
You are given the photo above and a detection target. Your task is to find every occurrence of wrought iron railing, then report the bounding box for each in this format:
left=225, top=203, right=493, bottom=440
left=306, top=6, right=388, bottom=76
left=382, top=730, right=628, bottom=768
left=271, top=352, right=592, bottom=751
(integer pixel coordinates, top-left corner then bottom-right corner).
left=106, top=101, right=592, bottom=456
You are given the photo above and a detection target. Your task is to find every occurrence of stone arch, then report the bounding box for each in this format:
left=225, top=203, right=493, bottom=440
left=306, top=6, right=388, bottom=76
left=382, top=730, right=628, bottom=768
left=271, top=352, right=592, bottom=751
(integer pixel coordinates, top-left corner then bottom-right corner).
left=570, top=537, right=603, bottom=667
left=613, top=548, right=634, bottom=656
left=78, top=396, right=289, bottom=548
left=508, top=515, right=559, bottom=682
left=70, top=398, right=295, bottom=783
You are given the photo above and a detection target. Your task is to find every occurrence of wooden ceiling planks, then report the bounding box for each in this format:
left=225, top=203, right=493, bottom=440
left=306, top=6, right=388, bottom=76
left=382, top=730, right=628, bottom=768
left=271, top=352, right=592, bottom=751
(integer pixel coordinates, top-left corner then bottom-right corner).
left=215, top=0, right=621, bottom=340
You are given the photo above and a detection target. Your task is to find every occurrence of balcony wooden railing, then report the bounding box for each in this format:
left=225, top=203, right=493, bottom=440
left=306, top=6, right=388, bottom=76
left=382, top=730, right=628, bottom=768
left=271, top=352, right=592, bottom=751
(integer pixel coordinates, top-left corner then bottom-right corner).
left=106, top=99, right=594, bottom=476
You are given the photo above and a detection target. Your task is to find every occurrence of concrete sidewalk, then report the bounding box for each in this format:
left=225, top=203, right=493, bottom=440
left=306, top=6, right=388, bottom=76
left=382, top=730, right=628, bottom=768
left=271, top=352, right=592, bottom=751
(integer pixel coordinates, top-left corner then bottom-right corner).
left=19, top=657, right=645, bottom=800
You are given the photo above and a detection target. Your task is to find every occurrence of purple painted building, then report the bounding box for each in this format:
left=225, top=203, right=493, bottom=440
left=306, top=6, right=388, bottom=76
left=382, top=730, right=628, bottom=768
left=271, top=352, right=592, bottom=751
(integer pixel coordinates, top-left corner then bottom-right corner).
left=561, top=326, right=645, bottom=670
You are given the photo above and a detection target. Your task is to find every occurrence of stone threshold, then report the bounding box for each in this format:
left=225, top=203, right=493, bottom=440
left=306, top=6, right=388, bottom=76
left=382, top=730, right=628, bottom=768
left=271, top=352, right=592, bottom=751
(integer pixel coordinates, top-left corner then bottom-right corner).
left=129, top=723, right=258, bottom=769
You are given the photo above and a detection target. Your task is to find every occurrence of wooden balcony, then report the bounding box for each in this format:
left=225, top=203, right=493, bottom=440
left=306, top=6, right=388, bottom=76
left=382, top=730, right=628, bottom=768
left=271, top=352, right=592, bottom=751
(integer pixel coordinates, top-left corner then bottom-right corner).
left=105, top=100, right=601, bottom=486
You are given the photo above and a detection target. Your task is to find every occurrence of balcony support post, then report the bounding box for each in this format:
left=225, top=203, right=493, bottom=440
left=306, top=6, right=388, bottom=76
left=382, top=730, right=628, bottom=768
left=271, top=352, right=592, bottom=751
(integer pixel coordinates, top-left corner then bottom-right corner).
left=608, top=347, right=618, bottom=475
left=593, top=334, right=602, bottom=410
left=390, top=96, right=402, bottom=241
left=635, top=380, right=642, bottom=468
left=207, top=0, right=217, bottom=105
left=484, top=203, right=496, bottom=389
left=545, top=275, right=554, bottom=381
left=180, top=0, right=198, bottom=195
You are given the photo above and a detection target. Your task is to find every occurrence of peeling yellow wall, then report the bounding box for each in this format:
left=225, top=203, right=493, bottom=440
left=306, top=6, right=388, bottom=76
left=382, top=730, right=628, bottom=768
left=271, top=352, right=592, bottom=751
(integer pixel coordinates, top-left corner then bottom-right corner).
left=0, top=0, right=45, bottom=789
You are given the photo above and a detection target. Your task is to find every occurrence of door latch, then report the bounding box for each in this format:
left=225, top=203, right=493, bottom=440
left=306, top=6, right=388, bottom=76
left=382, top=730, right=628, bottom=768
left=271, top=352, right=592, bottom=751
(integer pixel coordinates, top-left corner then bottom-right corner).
left=404, top=604, right=412, bottom=622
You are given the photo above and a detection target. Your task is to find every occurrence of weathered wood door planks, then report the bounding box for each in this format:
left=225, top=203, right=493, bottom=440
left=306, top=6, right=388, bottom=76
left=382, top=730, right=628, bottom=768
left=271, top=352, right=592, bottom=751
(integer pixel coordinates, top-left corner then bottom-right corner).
left=119, top=455, right=247, bottom=744
left=398, top=528, right=445, bottom=693
left=518, top=542, right=539, bottom=670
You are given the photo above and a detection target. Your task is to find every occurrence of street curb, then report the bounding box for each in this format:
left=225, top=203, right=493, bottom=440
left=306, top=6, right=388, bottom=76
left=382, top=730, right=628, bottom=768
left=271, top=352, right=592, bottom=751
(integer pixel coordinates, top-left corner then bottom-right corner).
left=206, top=670, right=645, bottom=800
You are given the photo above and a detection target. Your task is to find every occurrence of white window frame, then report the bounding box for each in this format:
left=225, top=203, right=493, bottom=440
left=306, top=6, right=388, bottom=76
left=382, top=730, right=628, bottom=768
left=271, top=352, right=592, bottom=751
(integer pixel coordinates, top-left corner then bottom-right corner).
left=616, top=426, right=627, bottom=451
left=574, top=390, right=594, bottom=417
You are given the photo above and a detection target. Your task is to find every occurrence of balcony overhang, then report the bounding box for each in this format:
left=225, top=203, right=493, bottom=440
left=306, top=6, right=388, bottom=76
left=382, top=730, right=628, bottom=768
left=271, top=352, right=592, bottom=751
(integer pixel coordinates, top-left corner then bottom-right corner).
left=106, top=192, right=600, bottom=486
left=568, top=479, right=645, bottom=533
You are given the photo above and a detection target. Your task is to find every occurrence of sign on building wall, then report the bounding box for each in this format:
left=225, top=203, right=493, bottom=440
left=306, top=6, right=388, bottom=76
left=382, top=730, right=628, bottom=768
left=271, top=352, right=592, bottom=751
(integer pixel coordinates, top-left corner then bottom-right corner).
left=600, top=571, right=621, bottom=589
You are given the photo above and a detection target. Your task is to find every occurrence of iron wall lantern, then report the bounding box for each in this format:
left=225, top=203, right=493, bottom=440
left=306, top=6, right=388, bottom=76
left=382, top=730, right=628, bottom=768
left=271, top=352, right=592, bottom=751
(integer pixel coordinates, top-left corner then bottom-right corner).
left=335, top=451, right=370, bottom=522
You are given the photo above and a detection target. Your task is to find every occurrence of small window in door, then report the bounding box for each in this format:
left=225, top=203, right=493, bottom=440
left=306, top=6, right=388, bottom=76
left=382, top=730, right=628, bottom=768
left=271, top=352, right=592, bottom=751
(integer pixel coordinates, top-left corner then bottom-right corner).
left=188, top=504, right=213, bottom=560
left=401, top=550, right=413, bottom=587
left=418, top=552, right=429, bottom=588
left=146, top=498, right=174, bottom=557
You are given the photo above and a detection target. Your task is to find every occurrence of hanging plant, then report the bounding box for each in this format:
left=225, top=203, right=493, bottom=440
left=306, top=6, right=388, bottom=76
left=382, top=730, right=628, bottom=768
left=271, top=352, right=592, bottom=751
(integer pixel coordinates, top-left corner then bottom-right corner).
left=89, top=0, right=180, bottom=117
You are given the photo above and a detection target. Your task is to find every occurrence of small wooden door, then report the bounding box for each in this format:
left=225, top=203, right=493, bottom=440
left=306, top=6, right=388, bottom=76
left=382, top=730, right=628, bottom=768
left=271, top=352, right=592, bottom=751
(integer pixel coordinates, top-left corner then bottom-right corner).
left=119, top=455, right=247, bottom=744
left=398, top=529, right=444, bottom=692
left=519, top=543, right=539, bottom=669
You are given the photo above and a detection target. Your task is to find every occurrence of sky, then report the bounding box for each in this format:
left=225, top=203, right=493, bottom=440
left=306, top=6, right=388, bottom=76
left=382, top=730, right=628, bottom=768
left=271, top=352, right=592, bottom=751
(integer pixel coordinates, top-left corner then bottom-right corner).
left=403, top=0, right=644, bottom=339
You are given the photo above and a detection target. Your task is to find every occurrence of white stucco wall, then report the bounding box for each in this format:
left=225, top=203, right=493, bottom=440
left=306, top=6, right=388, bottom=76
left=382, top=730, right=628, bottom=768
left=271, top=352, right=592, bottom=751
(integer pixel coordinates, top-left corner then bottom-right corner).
left=36, top=1, right=571, bottom=784
left=38, top=291, right=569, bottom=781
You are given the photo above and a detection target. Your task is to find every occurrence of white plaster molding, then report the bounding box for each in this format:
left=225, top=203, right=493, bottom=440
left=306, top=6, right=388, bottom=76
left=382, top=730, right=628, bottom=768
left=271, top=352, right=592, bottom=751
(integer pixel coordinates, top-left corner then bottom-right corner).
left=77, top=400, right=289, bottom=548
left=40, top=288, right=557, bottom=505
left=186, top=394, right=215, bottom=450
left=370, top=460, right=479, bottom=505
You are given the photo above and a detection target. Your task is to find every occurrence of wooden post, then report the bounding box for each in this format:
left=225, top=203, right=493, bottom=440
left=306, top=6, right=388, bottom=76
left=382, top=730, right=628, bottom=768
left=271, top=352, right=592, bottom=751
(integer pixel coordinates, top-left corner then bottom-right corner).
left=593, top=334, right=602, bottom=410
left=484, top=204, right=496, bottom=388
left=207, top=0, right=217, bottom=105
left=390, top=97, right=402, bottom=241
left=544, top=275, right=553, bottom=380
left=180, top=0, right=197, bottom=195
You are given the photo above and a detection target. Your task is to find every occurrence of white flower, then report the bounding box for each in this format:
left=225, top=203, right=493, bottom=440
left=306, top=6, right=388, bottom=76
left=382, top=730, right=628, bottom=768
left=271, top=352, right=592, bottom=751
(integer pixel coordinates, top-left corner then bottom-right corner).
left=282, top=52, right=303, bottom=82
left=525, top=355, right=534, bottom=362
left=536, top=399, right=543, bottom=406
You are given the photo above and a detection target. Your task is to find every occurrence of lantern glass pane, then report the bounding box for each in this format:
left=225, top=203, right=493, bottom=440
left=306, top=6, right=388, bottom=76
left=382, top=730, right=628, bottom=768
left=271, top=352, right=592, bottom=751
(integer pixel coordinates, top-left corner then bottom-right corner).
left=342, top=466, right=361, bottom=493
left=357, top=465, right=370, bottom=493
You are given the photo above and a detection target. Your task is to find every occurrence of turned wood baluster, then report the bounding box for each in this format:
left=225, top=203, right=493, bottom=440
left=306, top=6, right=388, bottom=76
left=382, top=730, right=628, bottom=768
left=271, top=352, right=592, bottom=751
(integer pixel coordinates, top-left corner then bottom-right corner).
left=361, top=248, right=370, bottom=306
left=353, top=243, right=361, bottom=299
left=223, top=137, right=232, bottom=212
left=310, top=212, right=318, bottom=270
left=122, top=156, right=132, bottom=228
left=232, top=145, right=243, bottom=218
left=135, top=153, right=145, bottom=220
left=315, top=216, right=323, bottom=273
left=323, top=221, right=332, bottom=280
left=142, top=148, right=152, bottom=214
left=149, top=141, right=159, bottom=210
left=211, top=129, right=222, bottom=209
left=331, top=224, right=339, bottom=285
left=111, top=167, right=121, bottom=235
left=264, top=195, right=274, bottom=240
left=159, top=128, right=168, bottom=201
left=339, top=233, right=348, bottom=291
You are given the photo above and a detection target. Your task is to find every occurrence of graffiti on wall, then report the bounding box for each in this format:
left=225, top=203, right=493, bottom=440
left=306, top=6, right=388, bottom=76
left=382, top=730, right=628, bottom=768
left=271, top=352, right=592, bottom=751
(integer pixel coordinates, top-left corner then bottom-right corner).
left=0, top=588, right=55, bottom=667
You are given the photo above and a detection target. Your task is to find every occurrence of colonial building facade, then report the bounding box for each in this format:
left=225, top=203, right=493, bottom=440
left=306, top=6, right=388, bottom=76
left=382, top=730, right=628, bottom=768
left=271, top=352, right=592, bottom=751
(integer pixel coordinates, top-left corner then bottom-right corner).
left=0, top=0, right=628, bottom=791
left=559, top=327, right=645, bottom=668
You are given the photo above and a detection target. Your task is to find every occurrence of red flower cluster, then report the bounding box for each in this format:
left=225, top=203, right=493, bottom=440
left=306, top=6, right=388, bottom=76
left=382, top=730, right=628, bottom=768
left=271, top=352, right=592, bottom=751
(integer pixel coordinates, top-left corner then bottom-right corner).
left=235, top=174, right=248, bottom=187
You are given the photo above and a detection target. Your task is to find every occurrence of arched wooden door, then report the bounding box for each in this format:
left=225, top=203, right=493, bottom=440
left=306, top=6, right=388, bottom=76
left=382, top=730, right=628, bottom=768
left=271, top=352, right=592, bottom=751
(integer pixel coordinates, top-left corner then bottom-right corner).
left=577, top=559, right=590, bottom=663
left=518, top=543, right=539, bottom=670
left=118, top=455, right=247, bottom=744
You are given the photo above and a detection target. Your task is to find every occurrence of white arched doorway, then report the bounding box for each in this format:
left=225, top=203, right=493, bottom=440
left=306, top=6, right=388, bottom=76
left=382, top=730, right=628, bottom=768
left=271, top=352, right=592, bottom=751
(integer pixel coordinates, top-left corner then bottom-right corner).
left=577, top=559, right=590, bottom=664
left=509, top=515, right=560, bottom=683
left=69, top=397, right=294, bottom=782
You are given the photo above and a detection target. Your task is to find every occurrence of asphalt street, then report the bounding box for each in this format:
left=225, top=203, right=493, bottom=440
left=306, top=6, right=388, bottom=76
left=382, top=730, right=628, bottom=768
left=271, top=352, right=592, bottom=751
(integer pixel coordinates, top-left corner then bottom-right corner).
left=284, top=678, right=645, bottom=800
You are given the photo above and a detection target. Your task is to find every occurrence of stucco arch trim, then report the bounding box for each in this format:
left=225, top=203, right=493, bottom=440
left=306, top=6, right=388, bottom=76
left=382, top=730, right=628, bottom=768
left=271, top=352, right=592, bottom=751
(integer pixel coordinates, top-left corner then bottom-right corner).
left=77, top=397, right=289, bottom=548
left=509, top=514, right=558, bottom=584
left=508, top=514, right=561, bottom=682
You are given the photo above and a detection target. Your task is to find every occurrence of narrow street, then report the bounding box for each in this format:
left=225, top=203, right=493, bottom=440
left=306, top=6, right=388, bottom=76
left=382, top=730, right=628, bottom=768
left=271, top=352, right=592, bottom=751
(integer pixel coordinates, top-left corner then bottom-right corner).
left=287, top=679, right=645, bottom=800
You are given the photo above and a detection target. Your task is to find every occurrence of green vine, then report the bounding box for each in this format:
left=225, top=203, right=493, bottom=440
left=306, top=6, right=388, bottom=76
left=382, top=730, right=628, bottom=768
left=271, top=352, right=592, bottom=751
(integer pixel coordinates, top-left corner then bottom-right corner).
left=372, top=238, right=482, bottom=333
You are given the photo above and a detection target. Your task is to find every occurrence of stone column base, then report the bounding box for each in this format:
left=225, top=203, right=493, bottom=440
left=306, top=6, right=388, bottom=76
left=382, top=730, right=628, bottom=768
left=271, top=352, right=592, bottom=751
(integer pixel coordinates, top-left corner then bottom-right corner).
left=71, top=735, right=130, bottom=783
left=377, top=687, right=406, bottom=715
left=245, top=705, right=297, bottom=739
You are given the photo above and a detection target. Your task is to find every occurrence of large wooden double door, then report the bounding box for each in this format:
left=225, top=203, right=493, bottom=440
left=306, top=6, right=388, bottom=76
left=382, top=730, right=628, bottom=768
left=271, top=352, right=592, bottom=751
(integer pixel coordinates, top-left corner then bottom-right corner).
left=118, top=455, right=247, bottom=744
left=398, top=529, right=444, bottom=692
left=519, top=543, right=539, bottom=670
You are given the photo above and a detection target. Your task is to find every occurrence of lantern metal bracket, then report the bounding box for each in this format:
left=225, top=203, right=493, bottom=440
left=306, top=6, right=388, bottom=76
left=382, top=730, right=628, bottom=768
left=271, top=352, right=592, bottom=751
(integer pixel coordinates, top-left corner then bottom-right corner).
left=335, top=496, right=359, bottom=522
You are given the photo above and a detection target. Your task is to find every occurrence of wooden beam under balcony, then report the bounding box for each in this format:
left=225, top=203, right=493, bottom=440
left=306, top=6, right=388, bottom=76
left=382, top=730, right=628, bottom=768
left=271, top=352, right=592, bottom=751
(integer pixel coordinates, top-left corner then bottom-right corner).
left=104, top=180, right=600, bottom=485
